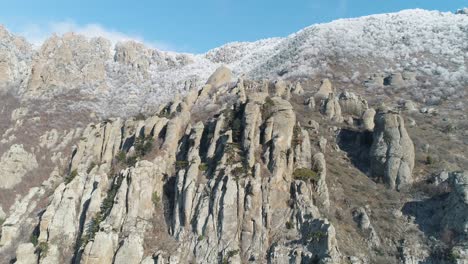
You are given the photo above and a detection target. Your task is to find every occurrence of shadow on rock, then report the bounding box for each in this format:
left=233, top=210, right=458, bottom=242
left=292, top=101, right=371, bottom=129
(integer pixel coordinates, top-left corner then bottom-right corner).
left=337, top=128, right=373, bottom=174
left=401, top=193, right=450, bottom=238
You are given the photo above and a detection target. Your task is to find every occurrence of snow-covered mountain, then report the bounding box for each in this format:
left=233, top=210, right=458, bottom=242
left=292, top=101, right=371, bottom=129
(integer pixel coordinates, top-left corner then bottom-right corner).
left=0, top=9, right=466, bottom=117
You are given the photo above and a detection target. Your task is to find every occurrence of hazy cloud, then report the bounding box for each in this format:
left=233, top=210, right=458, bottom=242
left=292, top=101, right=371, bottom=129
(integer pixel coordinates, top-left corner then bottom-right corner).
left=16, top=20, right=174, bottom=51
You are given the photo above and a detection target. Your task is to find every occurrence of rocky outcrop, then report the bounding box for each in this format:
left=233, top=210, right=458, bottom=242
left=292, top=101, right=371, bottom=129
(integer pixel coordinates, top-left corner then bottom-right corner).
left=0, top=26, right=32, bottom=91
left=313, top=153, right=330, bottom=209
left=364, top=73, right=385, bottom=88
left=305, top=96, right=315, bottom=109
left=0, top=79, right=345, bottom=264
left=0, top=144, right=38, bottom=189
left=25, top=33, right=111, bottom=97
left=361, top=108, right=376, bottom=131
left=320, top=93, right=343, bottom=123
left=291, top=82, right=304, bottom=95
left=441, top=171, right=468, bottom=240
left=243, top=100, right=262, bottom=168
left=315, top=79, right=334, bottom=100
left=352, top=207, right=380, bottom=248
left=384, top=73, right=404, bottom=86
left=0, top=187, right=43, bottom=247
left=273, top=80, right=287, bottom=97
left=206, top=65, right=232, bottom=88
left=114, top=41, right=152, bottom=73
left=15, top=243, right=36, bottom=264
left=338, top=92, right=368, bottom=117
left=370, top=107, right=415, bottom=190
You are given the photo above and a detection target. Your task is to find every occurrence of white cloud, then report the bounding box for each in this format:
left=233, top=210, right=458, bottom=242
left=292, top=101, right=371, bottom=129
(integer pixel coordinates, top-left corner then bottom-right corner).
left=16, top=20, right=174, bottom=51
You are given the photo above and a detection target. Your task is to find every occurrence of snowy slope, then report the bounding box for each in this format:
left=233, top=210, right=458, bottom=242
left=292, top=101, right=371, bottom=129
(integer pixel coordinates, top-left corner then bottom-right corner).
left=0, top=9, right=466, bottom=117
left=209, top=9, right=467, bottom=80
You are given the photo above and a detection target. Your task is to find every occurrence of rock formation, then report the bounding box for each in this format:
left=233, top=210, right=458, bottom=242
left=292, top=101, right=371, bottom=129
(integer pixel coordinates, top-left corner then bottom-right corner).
left=0, top=71, right=350, bottom=263
left=320, top=93, right=344, bottom=123
left=370, top=107, right=415, bottom=190
left=0, top=144, right=38, bottom=189
left=206, top=65, right=232, bottom=88
left=338, top=92, right=368, bottom=117
left=315, top=78, right=334, bottom=100
left=361, top=108, right=376, bottom=131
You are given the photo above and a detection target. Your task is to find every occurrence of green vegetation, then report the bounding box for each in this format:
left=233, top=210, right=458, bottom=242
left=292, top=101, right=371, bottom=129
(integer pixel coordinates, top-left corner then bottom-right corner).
left=286, top=221, right=293, bottom=229
left=81, top=149, right=129, bottom=248
left=126, top=156, right=138, bottom=167
left=222, top=249, right=240, bottom=264
left=135, top=135, right=154, bottom=157
left=444, top=124, right=456, bottom=134
left=101, top=175, right=124, bottom=217
left=37, top=242, right=49, bottom=257
left=64, top=169, right=78, bottom=184
left=81, top=177, right=128, bottom=245
left=447, top=249, right=460, bottom=263
left=158, top=106, right=176, bottom=119
left=373, top=247, right=384, bottom=256
left=116, top=151, right=126, bottom=163
left=426, top=155, right=434, bottom=165
left=225, top=142, right=243, bottom=165
left=225, top=142, right=241, bottom=154
left=87, top=161, right=96, bottom=173
left=198, top=163, right=208, bottom=172
left=223, top=107, right=243, bottom=142
left=232, top=166, right=248, bottom=177
left=293, top=168, right=319, bottom=183
left=152, top=192, right=160, bottom=207
left=30, top=233, right=39, bottom=246
left=80, top=213, right=103, bottom=246
left=197, top=235, right=205, bottom=241
left=115, top=150, right=138, bottom=167
left=307, top=231, right=327, bottom=242
left=227, top=249, right=239, bottom=258
left=175, top=160, right=189, bottom=170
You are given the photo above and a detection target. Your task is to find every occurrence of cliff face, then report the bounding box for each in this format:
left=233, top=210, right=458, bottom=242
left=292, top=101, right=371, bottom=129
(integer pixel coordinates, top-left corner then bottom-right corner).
left=1, top=65, right=466, bottom=263
left=0, top=72, right=340, bottom=263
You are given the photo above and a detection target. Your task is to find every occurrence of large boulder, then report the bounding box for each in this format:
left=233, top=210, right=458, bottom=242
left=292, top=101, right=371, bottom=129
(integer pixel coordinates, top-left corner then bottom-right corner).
left=315, top=78, right=334, bottom=100
left=370, top=107, right=415, bottom=190
left=361, top=108, right=376, bottom=131
left=206, top=65, right=232, bottom=88
left=291, top=82, right=304, bottom=95
left=384, top=73, right=404, bottom=87
left=273, top=80, right=287, bottom=97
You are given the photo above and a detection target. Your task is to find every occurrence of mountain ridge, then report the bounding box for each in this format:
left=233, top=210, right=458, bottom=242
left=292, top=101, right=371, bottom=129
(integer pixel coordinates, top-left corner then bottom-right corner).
left=0, top=8, right=466, bottom=118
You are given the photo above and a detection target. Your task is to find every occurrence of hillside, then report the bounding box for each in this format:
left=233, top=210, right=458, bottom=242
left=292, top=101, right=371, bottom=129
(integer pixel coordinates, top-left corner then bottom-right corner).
left=0, top=8, right=467, bottom=264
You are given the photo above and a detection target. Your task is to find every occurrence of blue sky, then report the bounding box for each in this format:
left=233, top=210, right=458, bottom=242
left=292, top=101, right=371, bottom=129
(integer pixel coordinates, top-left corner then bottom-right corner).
left=0, top=0, right=466, bottom=53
